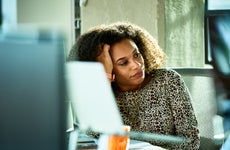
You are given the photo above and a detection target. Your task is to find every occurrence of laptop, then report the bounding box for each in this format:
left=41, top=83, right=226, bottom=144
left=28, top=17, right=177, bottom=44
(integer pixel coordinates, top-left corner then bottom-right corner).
left=66, top=61, right=187, bottom=146
left=66, top=62, right=124, bottom=134
left=0, top=29, right=67, bottom=150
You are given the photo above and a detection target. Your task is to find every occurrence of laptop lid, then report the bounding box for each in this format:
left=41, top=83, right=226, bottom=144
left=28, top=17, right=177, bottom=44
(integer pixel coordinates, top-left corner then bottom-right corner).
left=66, top=61, right=124, bottom=134
left=0, top=29, right=67, bottom=150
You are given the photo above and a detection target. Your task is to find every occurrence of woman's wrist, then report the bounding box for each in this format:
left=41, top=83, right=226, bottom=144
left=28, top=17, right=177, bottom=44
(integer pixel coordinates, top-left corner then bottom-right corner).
left=106, top=73, right=115, bottom=81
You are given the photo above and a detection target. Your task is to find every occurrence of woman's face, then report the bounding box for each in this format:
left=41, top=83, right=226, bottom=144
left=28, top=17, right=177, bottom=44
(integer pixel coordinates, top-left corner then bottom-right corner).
left=110, top=38, right=145, bottom=91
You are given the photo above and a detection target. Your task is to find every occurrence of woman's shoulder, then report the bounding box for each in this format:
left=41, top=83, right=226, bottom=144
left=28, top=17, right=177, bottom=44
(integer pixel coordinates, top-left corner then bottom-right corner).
left=151, top=68, right=181, bottom=78
left=148, top=68, right=185, bottom=88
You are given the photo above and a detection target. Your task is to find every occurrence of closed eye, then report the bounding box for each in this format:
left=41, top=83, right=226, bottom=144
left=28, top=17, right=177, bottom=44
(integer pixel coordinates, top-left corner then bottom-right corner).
left=118, top=60, right=128, bottom=66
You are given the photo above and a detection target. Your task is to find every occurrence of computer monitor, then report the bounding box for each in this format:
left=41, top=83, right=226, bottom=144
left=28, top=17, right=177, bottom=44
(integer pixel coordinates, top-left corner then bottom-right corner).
left=0, top=29, right=67, bottom=150
left=204, top=0, right=230, bottom=64
left=208, top=15, right=230, bottom=76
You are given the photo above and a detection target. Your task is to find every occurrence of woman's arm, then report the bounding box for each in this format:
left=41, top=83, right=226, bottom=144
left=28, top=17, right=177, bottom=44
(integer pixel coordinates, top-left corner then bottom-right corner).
left=96, top=44, right=114, bottom=82
left=167, top=70, right=200, bottom=149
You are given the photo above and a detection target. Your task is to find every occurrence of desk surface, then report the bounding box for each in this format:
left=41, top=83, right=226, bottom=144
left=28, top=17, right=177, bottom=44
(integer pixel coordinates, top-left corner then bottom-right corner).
left=77, top=139, right=166, bottom=150
left=75, top=132, right=166, bottom=150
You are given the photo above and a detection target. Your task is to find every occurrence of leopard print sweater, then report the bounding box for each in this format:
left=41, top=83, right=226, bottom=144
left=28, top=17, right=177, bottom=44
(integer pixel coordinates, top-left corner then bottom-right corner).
left=112, top=69, right=200, bottom=150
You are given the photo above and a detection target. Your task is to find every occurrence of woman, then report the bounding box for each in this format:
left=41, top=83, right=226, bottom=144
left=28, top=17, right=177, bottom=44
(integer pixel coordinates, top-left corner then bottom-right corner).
left=68, top=22, right=200, bottom=149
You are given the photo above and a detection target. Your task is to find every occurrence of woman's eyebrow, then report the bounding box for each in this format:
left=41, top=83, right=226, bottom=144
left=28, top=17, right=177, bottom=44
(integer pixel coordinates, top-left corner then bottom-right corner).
left=132, top=48, right=138, bottom=53
left=116, top=57, right=126, bottom=63
left=115, top=48, right=138, bottom=63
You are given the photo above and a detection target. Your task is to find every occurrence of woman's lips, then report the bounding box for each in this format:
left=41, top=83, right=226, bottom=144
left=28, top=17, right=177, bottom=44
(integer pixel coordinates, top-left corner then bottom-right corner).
left=132, top=71, right=144, bottom=78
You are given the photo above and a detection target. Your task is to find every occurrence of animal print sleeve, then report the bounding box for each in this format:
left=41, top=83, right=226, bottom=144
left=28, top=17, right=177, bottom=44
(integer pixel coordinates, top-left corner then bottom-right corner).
left=166, top=69, right=200, bottom=150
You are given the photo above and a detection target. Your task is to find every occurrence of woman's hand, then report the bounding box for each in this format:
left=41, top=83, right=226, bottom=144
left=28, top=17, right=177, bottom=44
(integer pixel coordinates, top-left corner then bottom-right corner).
left=96, top=44, right=113, bottom=74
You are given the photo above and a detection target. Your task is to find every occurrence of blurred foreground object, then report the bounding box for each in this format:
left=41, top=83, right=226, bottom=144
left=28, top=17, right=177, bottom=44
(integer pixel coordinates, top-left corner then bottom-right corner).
left=0, top=28, right=67, bottom=150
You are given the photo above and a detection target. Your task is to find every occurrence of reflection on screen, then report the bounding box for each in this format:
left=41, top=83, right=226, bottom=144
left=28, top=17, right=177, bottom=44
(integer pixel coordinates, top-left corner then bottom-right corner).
left=209, top=15, right=230, bottom=76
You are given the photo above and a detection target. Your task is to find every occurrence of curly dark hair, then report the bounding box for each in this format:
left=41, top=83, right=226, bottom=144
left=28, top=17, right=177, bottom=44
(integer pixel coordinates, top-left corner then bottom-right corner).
left=68, top=21, right=166, bottom=74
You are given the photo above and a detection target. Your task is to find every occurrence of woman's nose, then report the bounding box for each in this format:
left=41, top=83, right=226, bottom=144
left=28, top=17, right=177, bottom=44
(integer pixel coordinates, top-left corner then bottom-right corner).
left=131, top=60, right=141, bottom=69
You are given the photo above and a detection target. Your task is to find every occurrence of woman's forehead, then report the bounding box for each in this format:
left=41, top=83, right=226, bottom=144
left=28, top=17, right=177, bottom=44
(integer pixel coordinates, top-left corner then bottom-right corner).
left=110, top=39, right=139, bottom=60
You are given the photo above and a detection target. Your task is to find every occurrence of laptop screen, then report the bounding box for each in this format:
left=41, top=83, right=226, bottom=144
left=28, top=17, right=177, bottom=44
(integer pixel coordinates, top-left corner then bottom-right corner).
left=66, top=61, right=124, bottom=135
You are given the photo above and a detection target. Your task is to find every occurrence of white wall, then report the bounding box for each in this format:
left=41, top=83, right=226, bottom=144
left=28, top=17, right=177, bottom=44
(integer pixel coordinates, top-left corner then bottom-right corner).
left=80, top=0, right=165, bottom=49
left=15, top=0, right=75, bottom=130
left=17, top=0, right=75, bottom=55
left=80, top=0, right=205, bottom=68
left=1, top=0, right=17, bottom=31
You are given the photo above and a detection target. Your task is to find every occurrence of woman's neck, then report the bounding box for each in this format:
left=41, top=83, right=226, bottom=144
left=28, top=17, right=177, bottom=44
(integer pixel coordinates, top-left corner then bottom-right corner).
left=114, top=74, right=152, bottom=92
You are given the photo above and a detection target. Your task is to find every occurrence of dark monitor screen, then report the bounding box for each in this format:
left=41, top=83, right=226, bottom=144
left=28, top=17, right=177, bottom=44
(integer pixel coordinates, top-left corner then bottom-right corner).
left=0, top=30, right=67, bottom=150
left=205, top=0, right=230, bottom=64
left=208, top=15, right=230, bottom=75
